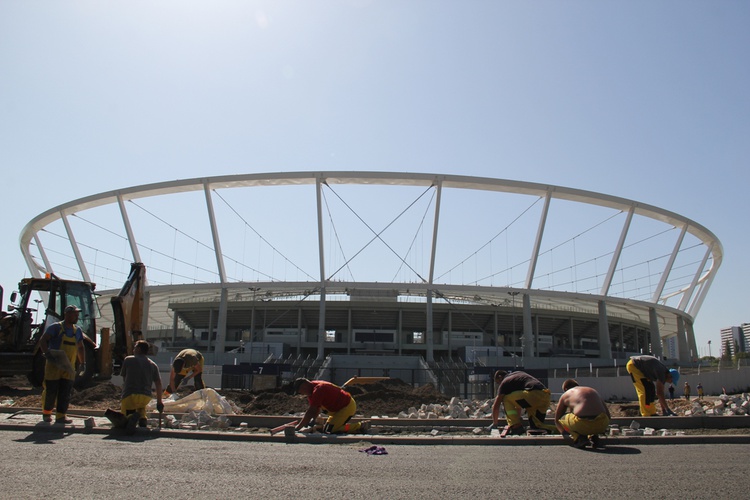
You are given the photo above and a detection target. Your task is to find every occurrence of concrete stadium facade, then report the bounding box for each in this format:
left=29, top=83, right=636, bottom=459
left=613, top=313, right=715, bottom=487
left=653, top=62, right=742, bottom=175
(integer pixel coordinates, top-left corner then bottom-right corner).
left=19, top=172, right=722, bottom=369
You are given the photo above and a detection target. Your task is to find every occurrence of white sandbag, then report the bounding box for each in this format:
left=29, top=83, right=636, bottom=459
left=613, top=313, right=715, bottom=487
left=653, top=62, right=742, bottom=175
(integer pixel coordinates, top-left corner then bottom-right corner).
left=148, top=388, right=235, bottom=415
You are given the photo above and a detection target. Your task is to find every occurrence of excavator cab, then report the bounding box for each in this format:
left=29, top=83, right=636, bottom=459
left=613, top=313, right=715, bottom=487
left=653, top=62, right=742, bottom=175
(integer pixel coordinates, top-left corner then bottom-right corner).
left=0, top=274, right=100, bottom=385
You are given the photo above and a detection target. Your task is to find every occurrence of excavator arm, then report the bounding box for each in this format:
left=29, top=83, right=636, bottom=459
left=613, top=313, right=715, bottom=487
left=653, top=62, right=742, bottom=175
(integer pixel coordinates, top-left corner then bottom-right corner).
left=110, top=262, right=156, bottom=374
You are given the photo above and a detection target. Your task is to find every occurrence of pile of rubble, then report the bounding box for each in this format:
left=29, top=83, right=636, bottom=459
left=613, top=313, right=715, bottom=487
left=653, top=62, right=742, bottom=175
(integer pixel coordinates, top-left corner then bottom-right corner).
left=613, top=420, right=685, bottom=437
left=394, top=397, right=494, bottom=419
left=682, top=393, right=750, bottom=416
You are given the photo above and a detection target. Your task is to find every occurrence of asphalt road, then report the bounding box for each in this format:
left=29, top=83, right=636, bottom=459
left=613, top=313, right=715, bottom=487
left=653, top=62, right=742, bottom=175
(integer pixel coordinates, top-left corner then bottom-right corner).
left=1, top=429, right=746, bottom=499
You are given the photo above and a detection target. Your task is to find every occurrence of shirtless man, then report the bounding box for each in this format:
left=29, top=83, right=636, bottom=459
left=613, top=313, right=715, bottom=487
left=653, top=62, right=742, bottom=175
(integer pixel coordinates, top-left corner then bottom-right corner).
left=555, top=379, right=611, bottom=449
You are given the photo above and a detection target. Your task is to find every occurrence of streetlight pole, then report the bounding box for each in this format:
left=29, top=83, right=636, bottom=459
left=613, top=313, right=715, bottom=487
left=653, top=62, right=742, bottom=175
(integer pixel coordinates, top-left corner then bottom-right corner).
left=707, top=340, right=712, bottom=358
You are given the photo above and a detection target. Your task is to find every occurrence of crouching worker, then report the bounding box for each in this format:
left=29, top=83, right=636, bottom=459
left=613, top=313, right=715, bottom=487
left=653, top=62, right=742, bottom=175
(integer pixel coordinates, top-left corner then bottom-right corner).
left=120, top=340, right=164, bottom=432
left=165, top=348, right=205, bottom=395
left=555, top=379, right=611, bottom=449
left=492, top=370, right=557, bottom=435
left=626, top=354, right=679, bottom=416
left=291, top=378, right=369, bottom=434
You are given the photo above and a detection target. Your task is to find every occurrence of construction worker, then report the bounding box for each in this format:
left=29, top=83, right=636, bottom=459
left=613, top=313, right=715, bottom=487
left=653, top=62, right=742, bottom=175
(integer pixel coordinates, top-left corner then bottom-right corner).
left=165, top=348, right=205, bottom=395
left=491, top=370, right=556, bottom=435
left=120, top=340, right=164, bottom=432
left=291, top=378, right=369, bottom=434
left=626, top=355, right=679, bottom=416
left=684, top=381, right=691, bottom=400
left=555, top=379, right=611, bottom=449
left=697, top=382, right=704, bottom=400
left=38, top=305, right=86, bottom=424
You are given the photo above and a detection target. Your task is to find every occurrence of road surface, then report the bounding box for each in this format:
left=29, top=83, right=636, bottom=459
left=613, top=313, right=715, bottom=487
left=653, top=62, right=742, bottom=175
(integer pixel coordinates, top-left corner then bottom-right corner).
left=0, top=429, right=744, bottom=499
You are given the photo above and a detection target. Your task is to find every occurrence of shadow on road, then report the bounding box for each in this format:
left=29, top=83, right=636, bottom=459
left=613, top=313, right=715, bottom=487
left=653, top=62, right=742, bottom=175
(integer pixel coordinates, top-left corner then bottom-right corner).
left=584, top=446, right=641, bottom=455
left=14, top=426, right=73, bottom=444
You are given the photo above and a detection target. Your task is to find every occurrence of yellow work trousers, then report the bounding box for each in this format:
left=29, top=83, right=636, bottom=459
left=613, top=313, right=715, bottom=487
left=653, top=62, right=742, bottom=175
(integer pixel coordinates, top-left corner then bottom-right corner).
left=503, top=388, right=555, bottom=431
left=626, top=360, right=657, bottom=416
left=558, top=413, right=610, bottom=441
left=121, top=394, right=153, bottom=421
left=324, top=398, right=362, bottom=434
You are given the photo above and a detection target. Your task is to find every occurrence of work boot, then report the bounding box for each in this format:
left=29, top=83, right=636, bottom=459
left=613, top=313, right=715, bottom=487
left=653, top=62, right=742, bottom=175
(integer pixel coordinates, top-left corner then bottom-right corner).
left=502, top=424, right=525, bottom=436
left=359, top=420, right=371, bottom=434
left=139, top=418, right=148, bottom=428
left=590, top=434, right=604, bottom=449
left=125, top=413, right=139, bottom=436
left=42, top=414, right=52, bottom=423
left=572, top=436, right=591, bottom=449
left=56, top=417, right=73, bottom=425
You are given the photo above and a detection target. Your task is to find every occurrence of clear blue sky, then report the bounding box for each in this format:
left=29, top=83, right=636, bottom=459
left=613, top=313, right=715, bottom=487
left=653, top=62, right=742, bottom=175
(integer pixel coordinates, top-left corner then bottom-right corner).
left=1, top=1, right=747, bottom=356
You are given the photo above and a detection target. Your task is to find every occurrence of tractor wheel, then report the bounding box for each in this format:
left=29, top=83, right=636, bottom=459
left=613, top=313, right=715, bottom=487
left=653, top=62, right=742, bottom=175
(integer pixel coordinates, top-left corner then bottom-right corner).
left=28, top=351, right=46, bottom=387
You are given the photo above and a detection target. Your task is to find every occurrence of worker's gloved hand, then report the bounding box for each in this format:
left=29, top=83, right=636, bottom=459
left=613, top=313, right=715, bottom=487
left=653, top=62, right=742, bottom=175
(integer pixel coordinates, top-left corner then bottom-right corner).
left=77, top=363, right=86, bottom=376
left=156, top=402, right=164, bottom=413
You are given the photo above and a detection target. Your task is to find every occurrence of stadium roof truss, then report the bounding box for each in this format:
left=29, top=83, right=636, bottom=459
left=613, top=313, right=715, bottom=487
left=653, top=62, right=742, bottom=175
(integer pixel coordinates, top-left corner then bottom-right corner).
left=19, top=172, right=722, bottom=363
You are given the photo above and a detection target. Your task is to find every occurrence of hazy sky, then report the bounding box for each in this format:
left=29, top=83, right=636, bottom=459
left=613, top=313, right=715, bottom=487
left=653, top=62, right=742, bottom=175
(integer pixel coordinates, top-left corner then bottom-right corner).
left=1, top=1, right=747, bottom=356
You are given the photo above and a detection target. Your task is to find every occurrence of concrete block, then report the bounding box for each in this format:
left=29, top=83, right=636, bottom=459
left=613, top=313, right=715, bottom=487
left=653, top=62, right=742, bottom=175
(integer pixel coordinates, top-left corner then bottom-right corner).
left=609, top=428, right=621, bottom=436
left=622, top=429, right=642, bottom=436
left=472, top=427, right=484, bottom=435
left=643, top=428, right=655, bottom=436
left=629, top=420, right=640, bottom=430
left=430, top=429, right=440, bottom=436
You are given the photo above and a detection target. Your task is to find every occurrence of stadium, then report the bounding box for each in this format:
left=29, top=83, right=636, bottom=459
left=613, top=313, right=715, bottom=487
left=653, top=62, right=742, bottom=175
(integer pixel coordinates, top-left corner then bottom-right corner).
left=18, top=172, right=721, bottom=387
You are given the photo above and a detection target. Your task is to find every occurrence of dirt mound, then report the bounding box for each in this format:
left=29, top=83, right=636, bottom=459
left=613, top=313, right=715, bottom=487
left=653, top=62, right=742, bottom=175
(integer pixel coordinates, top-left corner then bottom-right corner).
left=219, top=379, right=450, bottom=417
left=70, top=382, right=121, bottom=407
left=346, top=379, right=449, bottom=417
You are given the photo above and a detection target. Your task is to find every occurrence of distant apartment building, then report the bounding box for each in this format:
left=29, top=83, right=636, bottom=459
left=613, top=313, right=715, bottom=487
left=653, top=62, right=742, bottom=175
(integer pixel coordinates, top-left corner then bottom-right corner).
left=720, top=325, right=750, bottom=357
left=664, top=336, right=678, bottom=360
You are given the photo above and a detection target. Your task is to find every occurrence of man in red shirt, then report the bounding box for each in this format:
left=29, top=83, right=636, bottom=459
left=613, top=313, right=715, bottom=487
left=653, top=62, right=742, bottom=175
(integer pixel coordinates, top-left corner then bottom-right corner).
left=292, top=378, right=369, bottom=434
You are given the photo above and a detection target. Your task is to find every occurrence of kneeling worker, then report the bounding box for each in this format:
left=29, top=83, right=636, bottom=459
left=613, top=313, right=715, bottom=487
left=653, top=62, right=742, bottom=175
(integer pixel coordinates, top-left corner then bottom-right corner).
left=292, top=378, right=369, bottom=434
left=120, top=340, right=164, bottom=431
left=555, top=379, right=610, bottom=448
left=165, top=348, right=205, bottom=395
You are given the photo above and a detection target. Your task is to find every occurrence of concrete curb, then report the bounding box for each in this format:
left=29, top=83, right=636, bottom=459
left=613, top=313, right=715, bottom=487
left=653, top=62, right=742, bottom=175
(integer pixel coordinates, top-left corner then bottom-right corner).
left=1, top=421, right=749, bottom=446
